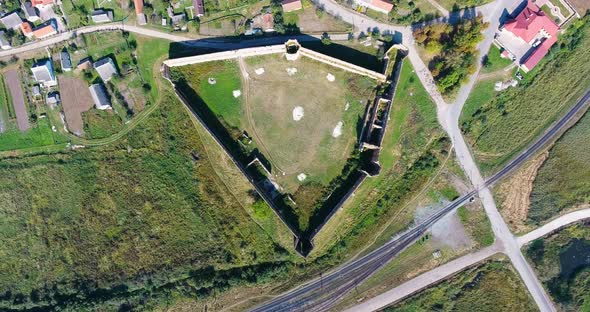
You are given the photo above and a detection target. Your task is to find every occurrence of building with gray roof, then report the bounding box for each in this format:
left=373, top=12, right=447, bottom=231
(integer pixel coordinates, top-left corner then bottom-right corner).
left=91, top=9, right=113, bottom=23
left=31, top=59, right=57, bottom=87
left=89, top=83, right=111, bottom=110
left=93, top=57, right=118, bottom=81
left=22, top=2, right=39, bottom=22
left=0, top=31, right=11, bottom=50
left=60, top=50, right=72, bottom=71
left=0, top=12, right=23, bottom=30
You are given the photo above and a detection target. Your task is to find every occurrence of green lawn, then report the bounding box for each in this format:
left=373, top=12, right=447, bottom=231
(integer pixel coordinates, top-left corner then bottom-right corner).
left=525, top=224, right=590, bottom=311
left=0, top=118, right=64, bottom=151
left=62, top=0, right=129, bottom=28
left=174, top=60, right=243, bottom=128
left=82, top=109, right=124, bottom=139
left=385, top=260, right=537, bottom=311
left=461, top=18, right=590, bottom=172
left=172, top=54, right=378, bottom=234
left=482, top=45, right=513, bottom=73
left=457, top=205, right=495, bottom=247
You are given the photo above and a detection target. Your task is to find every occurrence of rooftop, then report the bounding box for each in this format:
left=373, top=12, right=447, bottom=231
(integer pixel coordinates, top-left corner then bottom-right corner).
left=31, top=59, right=56, bottom=83
left=0, top=12, right=23, bottom=29
left=281, top=0, right=302, bottom=12
left=94, top=57, right=118, bottom=81
left=89, top=83, right=111, bottom=110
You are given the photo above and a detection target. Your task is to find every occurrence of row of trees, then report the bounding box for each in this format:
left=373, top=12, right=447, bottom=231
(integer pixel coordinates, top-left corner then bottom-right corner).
left=414, top=16, right=488, bottom=94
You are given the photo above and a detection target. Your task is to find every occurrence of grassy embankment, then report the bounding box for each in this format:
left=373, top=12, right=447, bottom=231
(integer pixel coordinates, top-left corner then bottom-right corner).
left=525, top=224, right=590, bottom=311
left=385, top=259, right=538, bottom=311
left=460, top=17, right=590, bottom=172
left=0, top=89, right=297, bottom=311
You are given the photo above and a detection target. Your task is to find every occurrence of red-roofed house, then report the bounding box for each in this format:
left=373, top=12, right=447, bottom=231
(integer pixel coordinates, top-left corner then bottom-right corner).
left=31, top=0, right=54, bottom=7
left=32, top=21, right=57, bottom=39
left=496, top=0, right=559, bottom=72
left=356, top=0, right=393, bottom=14
left=282, top=0, right=302, bottom=12
left=20, top=21, right=33, bottom=38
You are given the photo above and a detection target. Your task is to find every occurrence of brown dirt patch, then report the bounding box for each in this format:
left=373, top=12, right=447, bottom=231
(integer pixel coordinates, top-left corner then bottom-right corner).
left=497, top=151, right=549, bottom=233
left=296, top=8, right=349, bottom=33
left=568, top=0, right=590, bottom=15
left=5, top=70, right=30, bottom=131
left=58, top=76, right=94, bottom=136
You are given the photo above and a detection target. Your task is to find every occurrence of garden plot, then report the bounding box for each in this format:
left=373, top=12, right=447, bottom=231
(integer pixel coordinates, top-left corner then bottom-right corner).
left=58, top=76, right=94, bottom=136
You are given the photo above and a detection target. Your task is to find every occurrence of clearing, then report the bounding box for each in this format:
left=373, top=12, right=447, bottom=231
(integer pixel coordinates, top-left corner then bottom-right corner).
left=58, top=76, right=94, bottom=136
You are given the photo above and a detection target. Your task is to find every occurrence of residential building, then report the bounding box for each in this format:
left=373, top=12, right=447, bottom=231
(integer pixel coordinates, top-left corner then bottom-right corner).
left=281, top=0, right=302, bottom=12
left=20, top=21, right=33, bottom=38
left=31, top=59, right=57, bottom=87
left=31, top=0, right=54, bottom=8
left=89, top=83, right=111, bottom=110
left=495, top=0, right=559, bottom=72
left=134, top=0, right=147, bottom=25
left=93, top=57, right=118, bottom=81
left=0, top=12, right=23, bottom=30
left=77, top=57, right=93, bottom=71
left=91, top=9, right=114, bottom=23
left=250, top=13, right=274, bottom=33
left=193, top=0, right=205, bottom=17
left=170, top=13, right=185, bottom=26
left=60, top=50, right=72, bottom=71
left=22, top=1, right=40, bottom=22
left=0, top=31, right=11, bottom=50
left=355, top=0, right=393, bottom=14
left=46, top=92, right=60, bottom=105
left=32, top=20, right=57, bottom=39
left=31, top=85, right=41, bottom=98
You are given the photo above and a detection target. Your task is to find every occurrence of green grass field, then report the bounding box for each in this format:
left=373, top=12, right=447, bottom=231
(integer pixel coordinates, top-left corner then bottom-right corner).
left=457, top=205, right=494, bottom=247
left=529, top=109, right=590, bottom=224
left=482, top=45, right=513, bottom=73
left=385, top=260, right=537, bottom=311
left=525, top=224, right=590, bottom=311
left=460, top=18, right=590, bottom=172
left=0, top=90, right=296, bottom=311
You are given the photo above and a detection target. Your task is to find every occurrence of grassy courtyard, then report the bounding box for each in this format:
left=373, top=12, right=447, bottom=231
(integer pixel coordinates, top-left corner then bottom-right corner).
left=172, top=53, right=379, bottom=233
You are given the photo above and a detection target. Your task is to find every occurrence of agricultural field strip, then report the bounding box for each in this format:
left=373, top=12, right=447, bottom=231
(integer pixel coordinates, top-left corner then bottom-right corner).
left=163, top=44, right=386, bottom=81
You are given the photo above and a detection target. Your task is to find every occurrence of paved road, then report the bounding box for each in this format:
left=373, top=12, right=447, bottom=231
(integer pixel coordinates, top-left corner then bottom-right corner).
left=518, top=208, right=590, bottom=246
